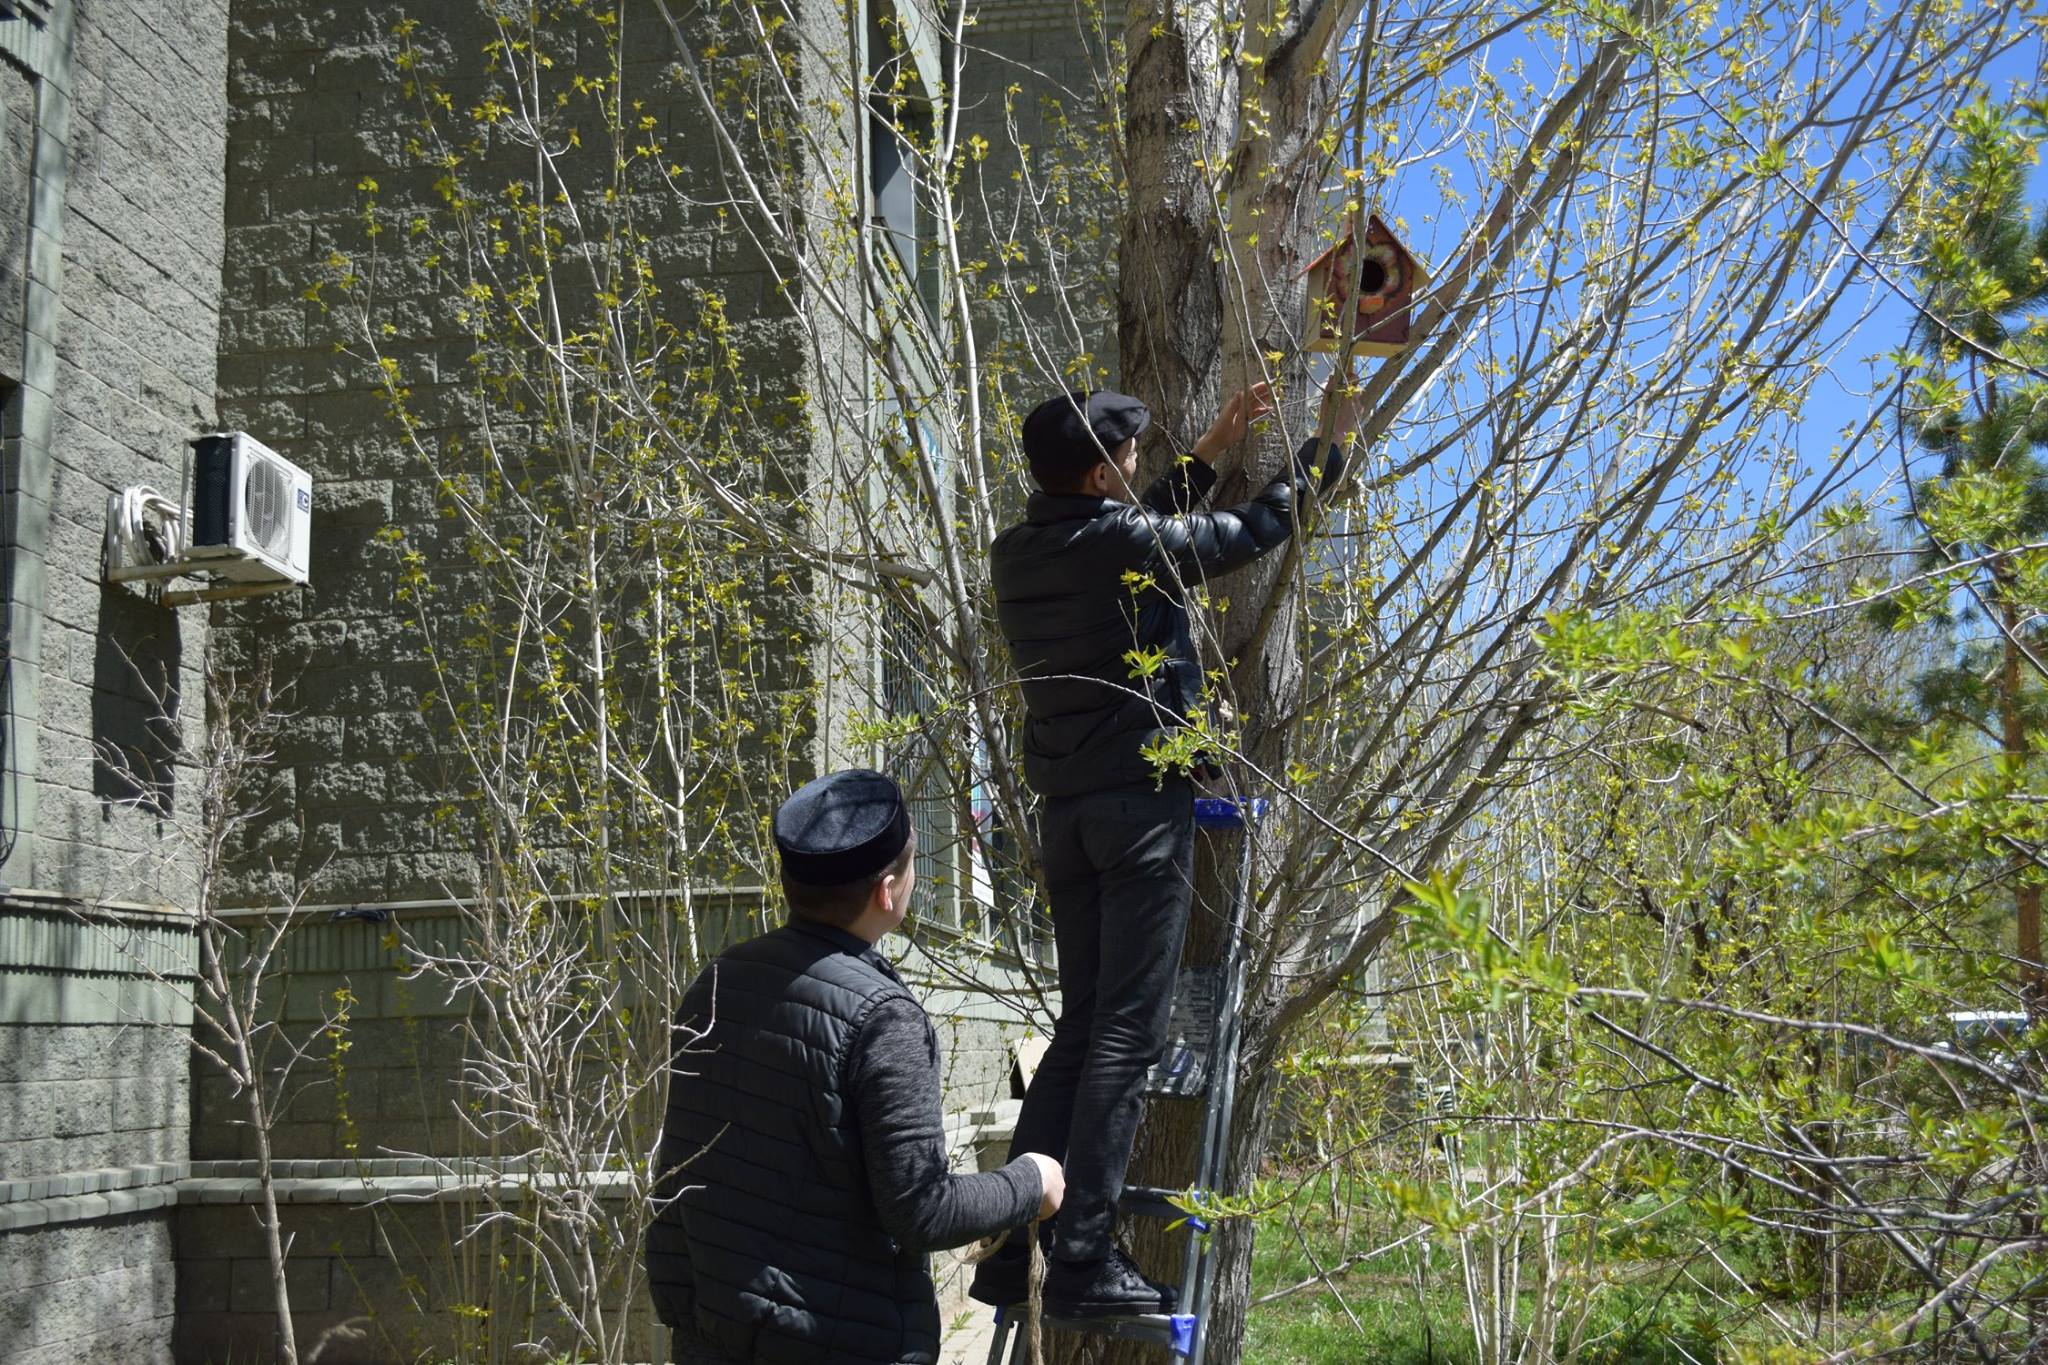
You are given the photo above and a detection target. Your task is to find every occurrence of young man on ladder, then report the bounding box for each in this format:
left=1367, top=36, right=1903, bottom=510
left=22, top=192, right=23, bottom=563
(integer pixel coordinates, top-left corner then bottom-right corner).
left=974, top=381, right=1357, bottom=1317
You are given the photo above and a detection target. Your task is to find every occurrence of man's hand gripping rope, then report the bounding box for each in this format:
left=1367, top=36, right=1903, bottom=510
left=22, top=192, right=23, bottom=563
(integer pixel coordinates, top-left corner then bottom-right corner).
left=954, top=1151, right=1063, bottom=1361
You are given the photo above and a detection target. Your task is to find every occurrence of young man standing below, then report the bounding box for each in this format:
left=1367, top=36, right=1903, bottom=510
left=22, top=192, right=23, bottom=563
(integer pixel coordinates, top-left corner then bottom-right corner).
left=649, top=768, right=1065, bottom=1365
left=973, top=383, right=1355, bottom=1317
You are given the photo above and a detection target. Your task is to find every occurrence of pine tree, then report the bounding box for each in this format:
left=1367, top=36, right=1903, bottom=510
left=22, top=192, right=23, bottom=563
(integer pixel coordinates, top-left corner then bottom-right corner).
left=1900, top=97, right=2048, bottom=1001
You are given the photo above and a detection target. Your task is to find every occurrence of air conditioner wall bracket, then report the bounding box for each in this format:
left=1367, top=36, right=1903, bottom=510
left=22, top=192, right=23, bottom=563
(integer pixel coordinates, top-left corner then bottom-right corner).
left=158, top=580, right=303, bottom=608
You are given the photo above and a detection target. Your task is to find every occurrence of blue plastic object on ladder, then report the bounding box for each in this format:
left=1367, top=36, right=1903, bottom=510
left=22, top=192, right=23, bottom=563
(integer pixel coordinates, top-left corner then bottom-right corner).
left=1192, top=796, right=1268, bottom=829
left=1168, top=1314, right=1198, bottom=1357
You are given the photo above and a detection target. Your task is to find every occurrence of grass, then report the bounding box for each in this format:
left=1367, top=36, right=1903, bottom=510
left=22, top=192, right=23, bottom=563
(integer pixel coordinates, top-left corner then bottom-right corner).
left=1241, top=1199, right=1728, bottom=1365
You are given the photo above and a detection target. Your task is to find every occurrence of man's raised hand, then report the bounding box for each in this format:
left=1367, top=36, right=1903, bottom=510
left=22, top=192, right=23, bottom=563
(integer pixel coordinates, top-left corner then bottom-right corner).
left=1192, top=382, right=1275, bottom=464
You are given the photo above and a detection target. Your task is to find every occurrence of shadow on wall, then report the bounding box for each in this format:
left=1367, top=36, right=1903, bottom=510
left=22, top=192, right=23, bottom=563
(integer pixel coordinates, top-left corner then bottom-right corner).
left=92, top=587, right=182, bottom=818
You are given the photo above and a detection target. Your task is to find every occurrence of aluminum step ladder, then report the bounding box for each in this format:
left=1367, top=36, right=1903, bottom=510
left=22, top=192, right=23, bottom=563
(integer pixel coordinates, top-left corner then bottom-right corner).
left=985, top=795, right=1265, bottom=1365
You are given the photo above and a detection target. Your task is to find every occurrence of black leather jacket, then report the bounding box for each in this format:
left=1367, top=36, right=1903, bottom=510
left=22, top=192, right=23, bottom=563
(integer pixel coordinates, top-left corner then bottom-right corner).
left=990, top=438, right=1338, bottom=797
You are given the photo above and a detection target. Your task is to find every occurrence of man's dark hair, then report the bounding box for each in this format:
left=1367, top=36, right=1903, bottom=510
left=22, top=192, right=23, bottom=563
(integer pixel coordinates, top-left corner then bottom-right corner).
left=1022, top=390, right=1149, bottom=493
left=783, top=835, right=916, bottom=928
left=1029, top=444, right=1110, bottom=494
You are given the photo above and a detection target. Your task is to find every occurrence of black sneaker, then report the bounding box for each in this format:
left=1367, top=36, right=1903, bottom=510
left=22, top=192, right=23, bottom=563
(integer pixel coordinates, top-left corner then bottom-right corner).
left=1042, top=1247, right=1178, bottom=1318
left=966, top=1226, right=1053, bottom=1308
left=967, top=1243, right=1029, bottom=1308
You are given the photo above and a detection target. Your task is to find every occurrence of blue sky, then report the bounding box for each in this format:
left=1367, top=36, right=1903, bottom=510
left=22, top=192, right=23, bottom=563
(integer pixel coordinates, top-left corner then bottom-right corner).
left=1343, top=4, right=2047, bottom=545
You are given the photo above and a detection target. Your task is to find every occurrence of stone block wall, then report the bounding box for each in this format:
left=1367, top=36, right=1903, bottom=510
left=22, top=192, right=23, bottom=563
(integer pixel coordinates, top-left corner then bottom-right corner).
left=213, top=0, right=819, bottom=911
left=193, top=1, right=1058, bottom=1351
left=174, top=904, right=1040, bottom=1165
left=0, top=0, right=227, bottom=1360
left=929, top=977, right=1040, bottom=1121
left=0, top=941, right=190, bottom=1365
left=0, top=900, right=198, bottom=1365
left=0, top=40, right=32, bottom=381
left=0, top=1017, right=189, bottom=1178
left=0, top=0, right=1082, bottom=1359
left=22, top=0, right=226, bottom=904
left=954, top=0, right=1123, bottom=416
left=174, top=1194, right=665, bottom=1365
left=0, top=1211, right=178, bottom=1365
left=186, top=911, right=470, bottom=1165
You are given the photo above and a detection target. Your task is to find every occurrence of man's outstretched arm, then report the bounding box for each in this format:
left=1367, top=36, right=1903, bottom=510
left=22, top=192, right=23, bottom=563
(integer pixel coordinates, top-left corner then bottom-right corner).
left=1137, top=382, right=1274, bottom=515
left=850, top=998, right=1046, bottom=1253
left=1143, top=436, right=1347, bottom=578
left=1146, top=380, right=1358, bottom=578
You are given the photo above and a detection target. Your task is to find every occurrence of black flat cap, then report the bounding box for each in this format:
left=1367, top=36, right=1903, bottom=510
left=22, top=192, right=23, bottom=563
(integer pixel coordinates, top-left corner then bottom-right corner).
left=1021, top=390, right=1151, bottom=484
left=775, top=769, right=911, bottom=885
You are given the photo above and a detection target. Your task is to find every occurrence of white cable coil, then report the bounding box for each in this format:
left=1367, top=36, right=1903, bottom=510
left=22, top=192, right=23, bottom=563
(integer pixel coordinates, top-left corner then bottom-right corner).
left=111, top=485, right=185, bottom=569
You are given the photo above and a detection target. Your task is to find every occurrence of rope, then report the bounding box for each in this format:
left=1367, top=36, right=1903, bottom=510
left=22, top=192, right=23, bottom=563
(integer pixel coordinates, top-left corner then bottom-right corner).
left=954, top=1218, right=1049, bottom=1363
left=1026, top=1228, right=1045, bottom=1363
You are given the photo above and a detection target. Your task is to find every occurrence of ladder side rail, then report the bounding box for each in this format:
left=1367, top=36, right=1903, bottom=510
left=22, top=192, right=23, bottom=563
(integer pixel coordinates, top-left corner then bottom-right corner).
left=1183, top=988, right=1244, bottom=1365
left=1202, top=826, right=1258, bottom=1186
left=1180, top=826, right=1260, bottom=1362
left=1175, top=1094, right=1218, bottom=1294
left=1187, top=949, right=1245, bottom=1365
left=1176, top=824, right=1257, bottom=1292
left=985, top=1312, right=1014, bottom=1365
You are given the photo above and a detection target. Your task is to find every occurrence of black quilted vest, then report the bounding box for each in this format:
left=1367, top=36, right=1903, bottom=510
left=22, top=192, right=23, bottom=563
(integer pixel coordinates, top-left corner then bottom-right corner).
left=647, top=921, right=937, bottom=1365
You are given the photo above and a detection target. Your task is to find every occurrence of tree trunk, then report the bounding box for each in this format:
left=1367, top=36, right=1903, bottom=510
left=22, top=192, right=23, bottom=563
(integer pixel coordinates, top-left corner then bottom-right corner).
left=2002, top=589, right=2041, bottom=1005
left=1100, top=0, right=1349, bottom=1360
left=2000, top=585, right=2048, bottom=1363
left=1116, top=10, right=1225, bottom=455
left=239, top=1033, right=300, bottom=1365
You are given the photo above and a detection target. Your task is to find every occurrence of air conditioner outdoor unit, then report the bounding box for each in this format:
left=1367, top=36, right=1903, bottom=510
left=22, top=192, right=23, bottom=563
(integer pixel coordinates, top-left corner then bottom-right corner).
left=183, top=432, right=312, bottom=586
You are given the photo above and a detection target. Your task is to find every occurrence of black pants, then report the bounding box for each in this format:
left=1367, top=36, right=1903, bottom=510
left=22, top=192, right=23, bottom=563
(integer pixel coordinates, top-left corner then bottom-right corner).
left=1006, top=779, right=1196, bottom=1262
left=669, top=1324, right=741, bottom=1365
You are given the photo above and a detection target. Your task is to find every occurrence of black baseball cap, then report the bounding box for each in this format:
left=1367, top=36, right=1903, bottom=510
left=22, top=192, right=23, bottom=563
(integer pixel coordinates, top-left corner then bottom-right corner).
left=1021, top=389, right=1151, bottom=488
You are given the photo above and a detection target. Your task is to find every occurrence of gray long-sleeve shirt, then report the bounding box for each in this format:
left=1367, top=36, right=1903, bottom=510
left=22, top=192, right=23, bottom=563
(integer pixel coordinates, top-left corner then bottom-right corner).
left=851, top=993, right=1041, bottom=1251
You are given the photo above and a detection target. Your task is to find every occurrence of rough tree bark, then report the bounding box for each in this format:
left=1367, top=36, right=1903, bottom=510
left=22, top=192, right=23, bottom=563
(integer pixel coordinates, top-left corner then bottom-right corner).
left=1099, top=1, right=1361, bottom=1360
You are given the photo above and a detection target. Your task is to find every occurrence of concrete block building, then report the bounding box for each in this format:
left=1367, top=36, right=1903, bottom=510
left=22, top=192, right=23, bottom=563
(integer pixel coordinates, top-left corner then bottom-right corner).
left=0, top=0, right=1118, bottom=1361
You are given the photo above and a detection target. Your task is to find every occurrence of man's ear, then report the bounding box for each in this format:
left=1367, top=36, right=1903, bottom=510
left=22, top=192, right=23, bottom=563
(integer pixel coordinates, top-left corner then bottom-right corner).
left=1081, top=461, right=1114, bottom=497
left=873, top=867, right=904, bottom=917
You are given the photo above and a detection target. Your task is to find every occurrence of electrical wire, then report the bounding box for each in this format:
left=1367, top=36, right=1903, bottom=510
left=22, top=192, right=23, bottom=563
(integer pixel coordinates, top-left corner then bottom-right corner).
left=108, top=484, right=185, bottom=571
left=0, top=379, right=15, bottom=871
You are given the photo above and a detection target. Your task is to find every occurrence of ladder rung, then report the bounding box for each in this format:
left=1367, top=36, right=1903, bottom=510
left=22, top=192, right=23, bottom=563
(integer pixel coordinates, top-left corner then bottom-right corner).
left=1036, top=1311, right=1197, bottom=1354
left=1117, top=1185, right=1205, bottom=1227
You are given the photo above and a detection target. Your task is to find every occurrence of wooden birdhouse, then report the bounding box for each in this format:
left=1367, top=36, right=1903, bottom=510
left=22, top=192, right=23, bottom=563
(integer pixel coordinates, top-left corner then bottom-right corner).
left=1300, top=215, right=1428, bottom=358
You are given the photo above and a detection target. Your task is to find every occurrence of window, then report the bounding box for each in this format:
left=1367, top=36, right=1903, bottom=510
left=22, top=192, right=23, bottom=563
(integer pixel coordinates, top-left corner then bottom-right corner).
left=866, top=0, right=941, bottom=325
